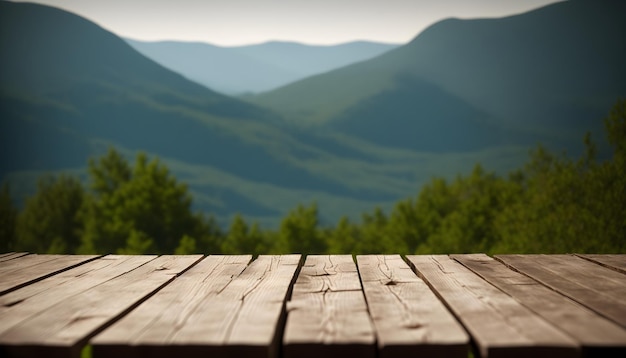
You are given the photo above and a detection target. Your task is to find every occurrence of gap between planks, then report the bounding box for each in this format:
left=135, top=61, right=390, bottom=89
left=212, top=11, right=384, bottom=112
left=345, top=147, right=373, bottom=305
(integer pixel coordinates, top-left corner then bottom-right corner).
left=91, top=255, right=302, bottom=358
left=0, top=254, right=102, bottom=295
left=0, top=255, right=620, bottom=354
left=406, top=255, right=579, bottom=358
left=496, top=254, right=626, bottom=329
left=0, top=255, right=204, bottom=358
left=454, top=253, right=626, bottom=357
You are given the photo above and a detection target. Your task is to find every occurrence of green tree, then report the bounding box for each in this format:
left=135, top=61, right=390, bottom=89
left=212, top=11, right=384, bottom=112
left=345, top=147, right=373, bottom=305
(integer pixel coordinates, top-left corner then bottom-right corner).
left=117, top=229, right=154, bottom=254
left=192, top=214, right=224, bottom=253
left=175, top=235, right=198, bottom=254
left=15, top=175, right=85, bottom=253
left=0, top=183, right=17, bottom=252
left=280, top=203, right=326, bottom=254
left=439, top=166, right=512, bottom=253
left=492, top=99, right=626, bottom=253
left=326, top=216, right=360, bottom=254
left=222, top=214, right=254, bottom=254
left=79, top=148, right=210, bottom=254
left=358, top=207, right=403, bottom=253
left=88, top=148, right=131, bottom=196
left=387, top=199, right=422, bottom=253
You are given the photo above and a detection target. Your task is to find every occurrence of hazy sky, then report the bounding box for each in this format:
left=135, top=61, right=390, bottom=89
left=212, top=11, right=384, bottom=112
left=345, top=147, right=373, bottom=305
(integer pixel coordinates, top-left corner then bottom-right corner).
left=13, top=0, right=564, bottom=46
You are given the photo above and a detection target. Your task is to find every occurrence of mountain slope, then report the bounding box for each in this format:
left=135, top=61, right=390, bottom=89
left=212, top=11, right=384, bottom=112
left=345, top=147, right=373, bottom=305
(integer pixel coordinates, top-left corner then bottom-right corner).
left=5, top=1, right=621, bottom=228
left=252, top=0, right=626, bottom=152
left=0, top=0, right=281, bottom=176
left=1, top=1, right=457, bottom=226
left=126, top=39, right=399, bottom=95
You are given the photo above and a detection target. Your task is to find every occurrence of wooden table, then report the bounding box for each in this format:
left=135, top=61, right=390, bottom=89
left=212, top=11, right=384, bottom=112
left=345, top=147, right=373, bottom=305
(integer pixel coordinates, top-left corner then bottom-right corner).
left=0, top=253, right=625, bottom=358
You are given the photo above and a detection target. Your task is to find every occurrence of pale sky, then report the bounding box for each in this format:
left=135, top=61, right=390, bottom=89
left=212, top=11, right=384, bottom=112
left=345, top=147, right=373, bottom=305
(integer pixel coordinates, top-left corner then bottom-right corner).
left=12, top=0, right=564, bottom=46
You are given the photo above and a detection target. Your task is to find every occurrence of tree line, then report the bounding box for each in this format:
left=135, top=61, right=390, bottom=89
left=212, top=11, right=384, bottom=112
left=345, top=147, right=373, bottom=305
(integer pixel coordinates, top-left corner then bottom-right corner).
left=1, top=100, right=624, bottom=255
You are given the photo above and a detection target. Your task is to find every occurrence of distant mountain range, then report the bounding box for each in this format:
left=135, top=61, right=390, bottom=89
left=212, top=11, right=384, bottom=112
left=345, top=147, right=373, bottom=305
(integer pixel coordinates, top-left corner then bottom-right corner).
left=251, top=0, right=626, bottom=154
left=1, top=0, right=625, bottom=227
left=126, top=39, right=399, bottom=95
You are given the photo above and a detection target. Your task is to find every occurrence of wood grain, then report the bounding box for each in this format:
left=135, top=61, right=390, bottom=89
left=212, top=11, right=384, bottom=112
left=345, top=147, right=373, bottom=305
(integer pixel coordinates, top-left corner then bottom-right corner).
left=357, top=255, right=468, bottom=358
left=0, top=255, right=202, bottom=358
left=406, top=255, right=579, bottom=358
left=283, top=255, right=376, bottom=358
left=576, top=254, right=626, bottom=274
left=0, top=255, right=157, bottom=336
left=0, top=254, right=99, bottom=295
left=455, top=254, right=626, bottom=357
left=496, top=254, right=626, bottom=329
left=0, top=253, right=28, bottom=262
left=93, top=255, right=300, bottom=358
left=91, top=255, right=252, bottom=358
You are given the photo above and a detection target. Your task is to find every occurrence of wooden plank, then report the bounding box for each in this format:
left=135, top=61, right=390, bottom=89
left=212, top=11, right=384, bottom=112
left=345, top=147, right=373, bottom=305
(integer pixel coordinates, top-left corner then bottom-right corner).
left=455, top=254, right=626, bottom=357
left=283, top=255, right=376, bottom=358
left=0, top=254, right=99, bottom=295
left=406, top=255, right=579, bottom=358
left=0, top=253, right=28, bottom=262
left=0, top=255, right=202, bottom=358
left=496, top=254, right=626, bottom=329
left=0, top=255, right=157, bottom=336
left=226, top=255, right=300, bottom=353
left=91, top=255, right=252, bottom=358
left=93, top=254, right=300, bottom=358
left=0, top=254, right=61, bottom=271
left=576, top=254, right=626, bottom=274
left=357, top=255, right=469, bottom=358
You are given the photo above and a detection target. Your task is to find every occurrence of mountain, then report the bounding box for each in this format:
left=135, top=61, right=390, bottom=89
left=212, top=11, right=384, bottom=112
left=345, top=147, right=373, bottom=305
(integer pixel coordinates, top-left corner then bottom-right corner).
left=3, top=0, right=623, bottom=229
left=126, top=39, right=400, bottom=95
left=0, top=0, right=278, bottom=175
left=0, top=1, right=448, bottom=227
left=252, top=0, right=626, bottom=154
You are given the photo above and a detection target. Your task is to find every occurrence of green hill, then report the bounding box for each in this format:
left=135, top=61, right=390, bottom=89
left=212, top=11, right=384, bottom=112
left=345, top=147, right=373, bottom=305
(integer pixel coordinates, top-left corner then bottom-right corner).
left=252, top=0, right=626, bottom=153
left=0, top=3, right=352, bottom=216
left=1, top=1, right=460, bottom=226
left=3, top=0, right=623, bottom=229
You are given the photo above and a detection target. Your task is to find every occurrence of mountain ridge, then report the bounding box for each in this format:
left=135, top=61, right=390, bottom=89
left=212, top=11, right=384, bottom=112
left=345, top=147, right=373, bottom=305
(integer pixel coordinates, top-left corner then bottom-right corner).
left=0, top=1, right=432, bottom=227
left=2, top=0, right=623, bottom=228
left=126, top=38, right=400, bottom=94
left=251, top=0, right=626, bottom=154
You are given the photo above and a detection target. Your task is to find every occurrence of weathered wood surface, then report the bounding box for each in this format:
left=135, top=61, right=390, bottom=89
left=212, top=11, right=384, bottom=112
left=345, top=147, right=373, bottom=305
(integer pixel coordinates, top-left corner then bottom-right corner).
left=283, top=255, right=376, bottom=358
left=0, top=253, right=28, bottom=262
left=0, top=255, right=157, bottom=337
left=407, top=255, right=579, bottom=358
left=497, top=254, right=626, bottom=329
left=577, top=254, right=626, bottom=274
left=0, top=254, right=99, bottom=295
left=92, top=255, right=300, bottom=358
left=357, top=255, right=468, bottom=358
left=0, top=255, right=202, bottom=358
left=0, top=253, right=625, bottom=358
left=455, top=254, right=626, bottom=357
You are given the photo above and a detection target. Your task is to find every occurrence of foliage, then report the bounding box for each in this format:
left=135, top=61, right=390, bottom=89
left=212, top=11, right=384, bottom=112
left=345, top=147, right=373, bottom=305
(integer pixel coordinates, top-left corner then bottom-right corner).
left=320, top=99, right=624, bottom=255
left=280, top=203, right=326, bottom=254
left=220, top=214, right=267, bottom=255
left=0, top=183, right=17, bottom=252
left=78, top=148, right=217, bottom=254
left=4, top=100, right=625, bottom=255
left=83, top=150, right=194, bottom=253
left=5, top=148, right=221, bottom=255
left=15, top=175, right=84, bottom=253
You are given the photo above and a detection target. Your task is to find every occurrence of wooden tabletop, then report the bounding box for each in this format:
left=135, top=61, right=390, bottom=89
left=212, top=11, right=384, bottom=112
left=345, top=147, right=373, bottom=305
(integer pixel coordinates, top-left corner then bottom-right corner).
left=0, top=253, right=625, bottom=358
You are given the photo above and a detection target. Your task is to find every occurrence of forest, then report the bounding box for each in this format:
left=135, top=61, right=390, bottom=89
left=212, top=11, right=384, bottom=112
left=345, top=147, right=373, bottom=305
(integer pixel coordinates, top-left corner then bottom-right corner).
left=1, top=99, right=624, bottom=255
